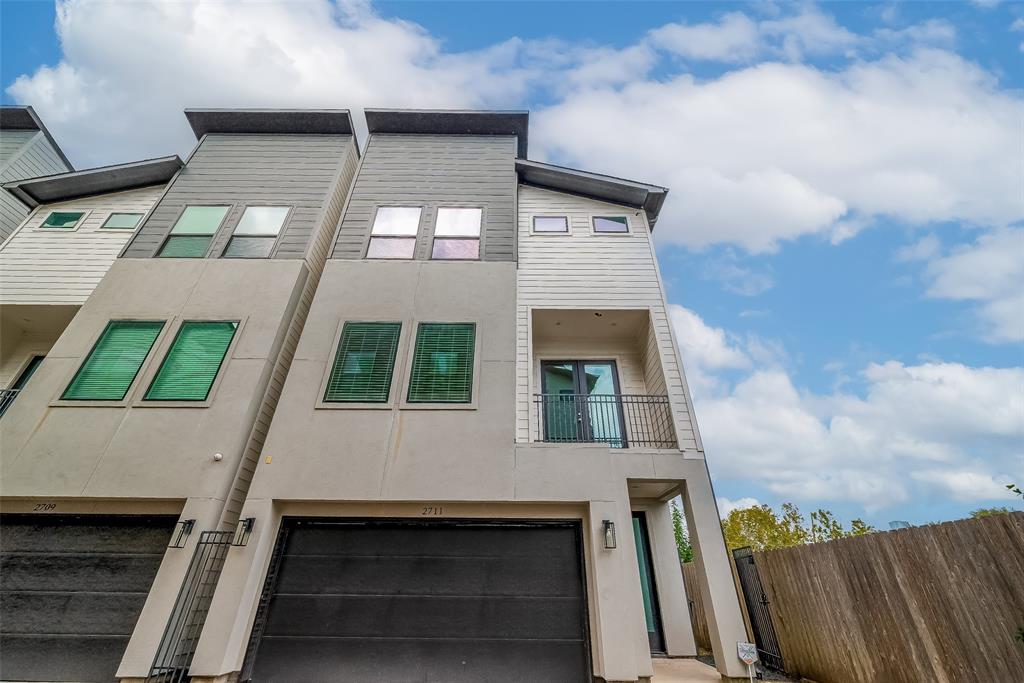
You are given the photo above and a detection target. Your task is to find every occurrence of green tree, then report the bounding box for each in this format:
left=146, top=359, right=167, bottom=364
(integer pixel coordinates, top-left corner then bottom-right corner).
left=671, top=502, right=693, bottom=563
left=721, top=502, right=876, bottom=551
left=970, top=507, right=1012, bottom=518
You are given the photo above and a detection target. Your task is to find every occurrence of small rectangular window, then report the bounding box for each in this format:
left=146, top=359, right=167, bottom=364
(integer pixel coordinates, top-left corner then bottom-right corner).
left=61, top=321, right=164, bottom=401
left=432, top=208, right=481, bottom=260
left=532, top=216, right=568, bottom=233
left=407, top=323, right=476, bottom=403
left=367, top=207, right=421, bottom=259
left=223, top=206, right=289, bottom=258
left=157, top=206, right=230, bottom=258
left=41, top=211, right=85, bottom=229
left=593, top=216, right=630, bottom=233
left=324, top=322, right=401, bottom=403
left=101, top=213, right=143, bottom=230
left=144, top=321, right=238, bottom=401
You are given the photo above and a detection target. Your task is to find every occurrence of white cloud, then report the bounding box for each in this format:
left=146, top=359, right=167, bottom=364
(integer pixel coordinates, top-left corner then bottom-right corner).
left=701, top=250, right=775, bottom=295
left=923, top=229, right=1024, bottom=343
left=895, top=234, right=941, bottom=262
left=535, top=49, right=1024, bottom=253
left=675, top=308, right=1024, bottom=511
left=717, top=496, right=761, bottom=517
left=649, top=12, right=761, bottom=62
left=1012, top=18, right=1024, bottom=31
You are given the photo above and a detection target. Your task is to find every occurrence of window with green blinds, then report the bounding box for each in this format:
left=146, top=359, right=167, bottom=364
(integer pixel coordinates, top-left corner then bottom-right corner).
left=324, top=322, right=401, bottom=403
left=407, top=323, right=476, bottom=403
left=144, top=321, right=238, bottom=401
left=61, top=321, right=164, bottom=400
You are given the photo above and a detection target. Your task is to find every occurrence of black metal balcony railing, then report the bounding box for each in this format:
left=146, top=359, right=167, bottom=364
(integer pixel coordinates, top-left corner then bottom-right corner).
left=533, top=393, right=675, bottom=449
left=0, top=389, right=20, bottom=418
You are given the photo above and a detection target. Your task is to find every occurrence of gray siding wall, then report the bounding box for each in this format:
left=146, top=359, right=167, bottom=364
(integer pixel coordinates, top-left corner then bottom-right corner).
left=122, top=134, right=352, bottom=259
left=0, top=131, right=72, bottom=243
left=331, top=134, right=516, bottom=262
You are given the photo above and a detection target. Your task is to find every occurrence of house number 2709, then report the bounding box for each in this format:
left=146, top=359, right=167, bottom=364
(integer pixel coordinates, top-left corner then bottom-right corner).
left=421, top=506, right=444, bottom=516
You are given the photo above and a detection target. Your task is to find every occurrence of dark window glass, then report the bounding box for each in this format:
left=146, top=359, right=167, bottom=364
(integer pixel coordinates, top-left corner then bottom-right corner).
left=62, top=321, right=164, bottom=400
left=42, top=211, right=85, bottom=229
left=144, top=321, right=238, bottom=401
left=593, top=216, right=629, bottom=233
left=324, top=322, right=401, bottom=402
left=407, top=323, right=475, bottom=403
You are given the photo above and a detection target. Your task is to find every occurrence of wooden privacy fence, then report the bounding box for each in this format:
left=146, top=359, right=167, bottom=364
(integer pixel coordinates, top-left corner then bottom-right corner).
left=681, top=561, right=713, bottom=652
left=683, top=512, right=1024, bottom=682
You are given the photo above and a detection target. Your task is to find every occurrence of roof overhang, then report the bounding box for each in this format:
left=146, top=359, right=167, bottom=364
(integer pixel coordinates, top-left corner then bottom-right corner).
left=185, top=109, right=355, bottom=138
left=516, top=159, right=668, bottom=228
left=3, top=156, right=183, bottom=209
left=365, top=109, right=529, bottom=158
left=0, top=105, right=73, bottom=171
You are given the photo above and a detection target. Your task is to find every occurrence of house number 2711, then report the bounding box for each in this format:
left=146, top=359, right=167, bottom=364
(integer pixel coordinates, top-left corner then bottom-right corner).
left=421, top=506, right=444, bottom=516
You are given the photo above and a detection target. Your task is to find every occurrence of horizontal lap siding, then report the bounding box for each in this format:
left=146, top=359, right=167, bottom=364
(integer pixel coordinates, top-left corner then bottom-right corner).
left=331, top=135, right=516, bottom=262
left=122, top=134, right=351, bottom=259
left=515, top=185, right=698, bottom=449
left=0, top=132, right=72, bottom=243
left=0, top=186, right=164, bottom=305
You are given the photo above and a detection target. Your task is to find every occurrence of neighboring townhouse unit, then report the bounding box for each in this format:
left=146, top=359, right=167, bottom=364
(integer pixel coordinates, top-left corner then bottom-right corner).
left=0, top=110, right=359, bottom=682
left=0, top=156, right=183, bottom=417
left=0, top=108, right=746, bottom=683
left=0, top=105, right=73, bottom=243
left=187, top=110, right=748, bottom=683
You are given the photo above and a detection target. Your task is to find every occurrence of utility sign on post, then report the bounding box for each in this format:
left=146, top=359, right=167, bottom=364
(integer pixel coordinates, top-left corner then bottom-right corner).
left=738, top=642, right=759, bottom=683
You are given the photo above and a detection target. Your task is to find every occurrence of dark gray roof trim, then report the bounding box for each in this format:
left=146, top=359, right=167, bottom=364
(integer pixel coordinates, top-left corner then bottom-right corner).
left=365, top=109, right=529, bottom=158
left=0, top=105, right=74, bottom=171
left=516, top=159, right=668, bottom=228
left=185, top=109, right=354, bottom=139
left=3, top=156, right=183, bottom=209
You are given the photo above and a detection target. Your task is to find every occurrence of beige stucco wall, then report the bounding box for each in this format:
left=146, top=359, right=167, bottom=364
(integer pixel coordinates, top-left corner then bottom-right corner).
left=0, top=257, right=307, bottom=503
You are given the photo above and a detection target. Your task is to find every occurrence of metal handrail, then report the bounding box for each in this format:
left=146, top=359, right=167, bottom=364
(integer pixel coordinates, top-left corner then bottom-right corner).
left=0, top=388, right=20, bottom=418
left=533, top=393, right=676, bottom=449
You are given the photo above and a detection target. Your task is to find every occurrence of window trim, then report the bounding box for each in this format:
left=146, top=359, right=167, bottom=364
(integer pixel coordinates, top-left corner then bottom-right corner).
left=155, top=204, right=233, bottom=258
left=315, top=319, right=410, bottom=410
left=100, top=212, right=145, bottom=231
left=400, top=320, right=481, bottom=410
left=364, top=204, right=424, bottom=260
left=590, top=214, right=633, bottom=236
left=132, top=318, right=246, bottom=408
left=51, top=319, right=169, bottom=407
left=39, top=209, right=90, bottom=232
left=428, top=206, right=484, bottom=261
left=530, top=214, right=570, bottom=235
left=218, top=204, right=294, bottom=259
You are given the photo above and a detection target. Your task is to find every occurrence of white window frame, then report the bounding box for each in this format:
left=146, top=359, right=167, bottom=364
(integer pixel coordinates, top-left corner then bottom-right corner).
left=219, top=205, right=293, bottom=259
left=430, top=206, right=483, bottom=261
left=365, top=205, right=423, bottom=260
left=100, top=212, right=145, bottom=231
left=39, top=209, right=90, bottom=232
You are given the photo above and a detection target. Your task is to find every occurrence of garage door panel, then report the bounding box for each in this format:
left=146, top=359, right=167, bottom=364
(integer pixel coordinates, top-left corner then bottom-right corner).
left=274, top=554, right=583, bottom=597
left=246, top=520, right=590, bottom=682
left=0, top=520, right=173, bottom=554
left=1, top=553, right=165, bottom=592
left=0, top=514, right=176, bottom=682
left=263, top=594, right=585, bottom=639
left=0, top=635, right=132, bottom=682
left=285, top=525, right=577, bottom=560
left=1, top=591, right=149, bottom=635
left=252, top=637, right=589, bottom=683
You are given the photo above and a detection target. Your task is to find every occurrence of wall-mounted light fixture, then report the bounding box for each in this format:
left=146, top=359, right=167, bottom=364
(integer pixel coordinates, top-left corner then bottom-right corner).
left=168, top=519, right=195, bottom=549
left=232, top=517, right=255, bottom=547
left=602, top=520, right=617, bottom=549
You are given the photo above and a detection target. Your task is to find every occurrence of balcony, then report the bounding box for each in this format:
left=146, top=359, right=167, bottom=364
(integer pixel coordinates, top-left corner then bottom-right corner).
left=523, top=308, right=680, bottom=450
left=533, top=393, right=675, bottom=449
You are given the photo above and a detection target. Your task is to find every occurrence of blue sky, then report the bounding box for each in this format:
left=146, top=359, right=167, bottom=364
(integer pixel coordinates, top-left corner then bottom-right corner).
left=3, top=1, right=1022, bottom=527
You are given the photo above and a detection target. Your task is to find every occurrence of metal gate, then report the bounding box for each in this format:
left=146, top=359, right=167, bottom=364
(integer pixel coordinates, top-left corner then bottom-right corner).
left=733, top=547, right=785, bottom=671
left=148, top=530, right=233, bottom=682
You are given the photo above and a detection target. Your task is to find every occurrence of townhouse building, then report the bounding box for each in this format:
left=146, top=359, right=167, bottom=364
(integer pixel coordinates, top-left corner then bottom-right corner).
left=0, top=106, right=74, bottom=243
left=0, top=108, right=746, bottom=683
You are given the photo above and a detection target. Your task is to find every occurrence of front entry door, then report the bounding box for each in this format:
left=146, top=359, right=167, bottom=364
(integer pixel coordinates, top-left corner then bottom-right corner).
left=541, top=360, right=625, bottom=447
left=632, top=511, right=665, bottom=653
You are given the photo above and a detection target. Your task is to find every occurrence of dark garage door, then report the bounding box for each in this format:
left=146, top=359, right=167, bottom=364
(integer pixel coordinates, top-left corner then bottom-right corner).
left=244, top=519, right=590, bottom=682
left=0, top=514, right=176, bottom=682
